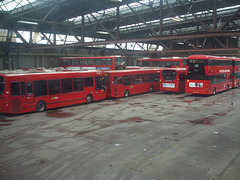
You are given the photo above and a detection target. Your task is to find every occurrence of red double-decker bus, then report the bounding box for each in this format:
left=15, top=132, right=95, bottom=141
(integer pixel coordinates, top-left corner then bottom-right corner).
left=232, top=57, right=240, bottom=88
left=59, top=56, right=126, bottom=70
left=105, top=69, right=160, bottom=98
left=160, top=68, right=186, bottom=93
left=185, top=55, right=233, bottom=95
left=0, top=70, right=106, bottom=114
left=137, top=58, right=187, bottom=68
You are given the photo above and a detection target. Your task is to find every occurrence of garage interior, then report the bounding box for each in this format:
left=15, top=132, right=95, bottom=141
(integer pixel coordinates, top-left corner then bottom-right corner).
left=0, top=0, right=240, bottom=179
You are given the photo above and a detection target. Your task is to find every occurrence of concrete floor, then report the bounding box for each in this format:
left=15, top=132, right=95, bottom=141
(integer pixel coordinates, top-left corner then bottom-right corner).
left=0, top=89, right=240, bottom=180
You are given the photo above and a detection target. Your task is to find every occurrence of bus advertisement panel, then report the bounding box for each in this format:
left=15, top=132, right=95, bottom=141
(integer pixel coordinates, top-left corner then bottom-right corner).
left=0, top=70, right=106, bottom=114
left=185, top=55, right=233, bottom=95
left=105, top=69, right=160, bottom=98
left=160, top=68, right=186, bottom=93
left=59, top=56, right=126, bottom=70
left=137, top=58, right=187, bottom=68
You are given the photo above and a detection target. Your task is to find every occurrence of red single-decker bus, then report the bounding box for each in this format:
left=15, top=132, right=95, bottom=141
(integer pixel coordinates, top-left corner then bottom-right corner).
left=0, top=70, right=106, bottom=114
left=160, top=68, right=186, bottom=93
left=105, top=69, right=160, bottom=98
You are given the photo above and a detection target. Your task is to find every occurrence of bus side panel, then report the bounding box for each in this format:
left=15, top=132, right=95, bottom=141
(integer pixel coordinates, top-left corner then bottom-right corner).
left=45, top=91, right=86, bottom=109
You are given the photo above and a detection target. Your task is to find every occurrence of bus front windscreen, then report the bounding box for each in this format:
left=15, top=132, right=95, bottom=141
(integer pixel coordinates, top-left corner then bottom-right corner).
left=162, top=70, right=177, bottom=81
left=0, top=76, right=5, bottom=95
left=187, top=59, right=207, bottom=80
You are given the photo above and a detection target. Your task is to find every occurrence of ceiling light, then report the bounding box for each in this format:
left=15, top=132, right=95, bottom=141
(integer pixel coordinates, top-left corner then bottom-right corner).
left=17, top=20, right=38, bottom=25
left=171, top=17, right=183, bottom=22
left=97, top=31, right=109, bottom=35
left=109, top=0, right=122, bottom=2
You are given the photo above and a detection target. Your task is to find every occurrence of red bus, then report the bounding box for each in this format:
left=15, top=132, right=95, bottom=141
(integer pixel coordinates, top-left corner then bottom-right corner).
left=137, top=58, right=187, bottom=68
left=59, top=56, right=126, bottom=70
left=105, top=69, right=160, bottom=98
left=185, top=55, right=233, bottom=95
left=0, top=70, right=106, bottom=114
left=160, top=68, right=186, bottom=93
left=232, top=57, right=240, bottom=88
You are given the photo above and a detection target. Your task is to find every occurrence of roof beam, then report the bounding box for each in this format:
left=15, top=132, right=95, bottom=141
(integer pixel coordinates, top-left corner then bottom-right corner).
left=218, top=6, right=240, bottom=30
left=13, top=30, right=28, bottom=44
left=11, top=31, right=240, bottom=51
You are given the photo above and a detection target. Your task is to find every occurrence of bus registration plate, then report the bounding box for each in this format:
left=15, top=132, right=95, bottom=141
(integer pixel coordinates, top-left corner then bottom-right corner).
left=163, top=83, right=175, bottom=88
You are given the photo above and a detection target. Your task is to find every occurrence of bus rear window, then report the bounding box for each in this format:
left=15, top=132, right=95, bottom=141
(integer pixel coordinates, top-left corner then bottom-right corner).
left=0, top=76, right=5, bottom=95
left=162, top=70, right=177, bottom=81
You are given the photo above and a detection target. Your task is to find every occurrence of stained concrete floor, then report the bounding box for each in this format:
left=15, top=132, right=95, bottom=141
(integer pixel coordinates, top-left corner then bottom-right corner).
left=0, top=89, right=240, bottom=180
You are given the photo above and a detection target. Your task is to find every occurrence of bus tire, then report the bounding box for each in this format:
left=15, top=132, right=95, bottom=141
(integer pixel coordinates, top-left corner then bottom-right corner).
left=124, top=90, right=129, bottom=97
left=213, top=88, right=216, bottom=95
left=150, top=86, right=154, bottom=93
left=86, top=94, right=93, bottom=104
left=36, top=101, right=46, bottom=112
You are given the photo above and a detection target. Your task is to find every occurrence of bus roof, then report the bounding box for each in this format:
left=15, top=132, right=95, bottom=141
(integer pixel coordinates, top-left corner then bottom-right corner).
left=137, top=58, right=184, bottom=61
left=105, top=69, right=161, bottom=74
left=0, top=69, right=103, bottom=77
left=161, top=67, right=186, bottom=71
left=187, top=54, right=232, bottom=60
left=59, top=55, right=124, bottom=59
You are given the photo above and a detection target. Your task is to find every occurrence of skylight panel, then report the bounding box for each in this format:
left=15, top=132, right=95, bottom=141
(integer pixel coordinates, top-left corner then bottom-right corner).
left=0, top=0, right=37, bottom=12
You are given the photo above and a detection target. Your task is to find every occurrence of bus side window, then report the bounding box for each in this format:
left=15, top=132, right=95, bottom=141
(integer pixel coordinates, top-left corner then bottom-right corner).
left=11, top=82, right=20, bottom=96
left=49, top=80, right=61, bottom=94
left=123, top=75, right=131, bottom=85
left=172, top=61, right=180, bottom=66
left=74, top=78, right=83, bottom=91
left=84, top=77, right=93, bottom=87
left=150, top=73, right=155, bottom=82
left=155, top=73, right=160, bottom=81
left=62, top=79, right=73, bottom=93
left=34, top=81, right=47, bottom=96
left=27, top=83, right=33, bottom=94
left=118, top=77, right=123, bottom=85
left=21, top=82, right=26, bottom=95
left=165, top=61, right=171, bottom=67
left=114, top=76, right=118, bottom=85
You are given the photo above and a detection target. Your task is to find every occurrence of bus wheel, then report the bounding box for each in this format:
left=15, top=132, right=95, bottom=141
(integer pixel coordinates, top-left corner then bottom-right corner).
left=36, top=101, right=46, bottom=112
left=213, top=88, right=216, bottom=95
left=86, top=94, right=93, bottom=104
left=150, top=86, right=154, bottom=93
left=124, top=90, right=129, bottom=97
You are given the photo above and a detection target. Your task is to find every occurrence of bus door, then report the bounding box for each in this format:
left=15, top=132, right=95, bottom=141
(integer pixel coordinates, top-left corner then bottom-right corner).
left=10, top=82, right=22, bottom=112
left=25, top=82, right=34, bottom=103
left=95, top=76, right=106, bottom=98
left=113, top=76, right=123, bottom=97
left=113, top=76, right=118, bottom=96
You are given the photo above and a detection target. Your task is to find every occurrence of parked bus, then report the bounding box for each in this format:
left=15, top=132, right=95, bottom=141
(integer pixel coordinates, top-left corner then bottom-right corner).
left=59, top=56, right=126, bottom=70
left=232, top=57, right=240, bottom=88
left=137, top=58, right=187, bottom=68
left=0, top=70, right=106, bottom=114
left=105, top=69, right=160, bottom=98
left=185, top=55, right=233, bottom=95
left=160, top=68, right=186, bottom=93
